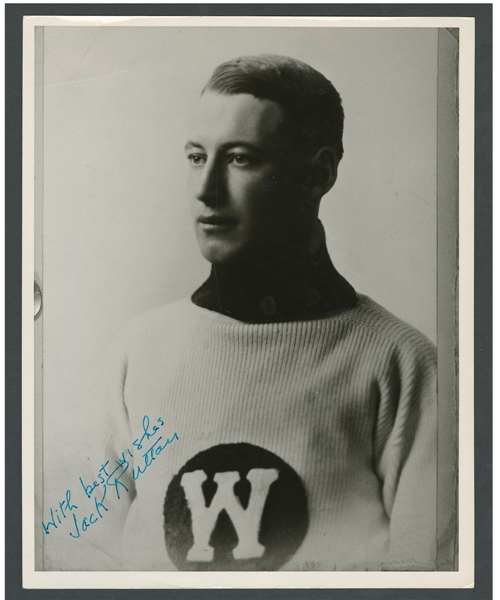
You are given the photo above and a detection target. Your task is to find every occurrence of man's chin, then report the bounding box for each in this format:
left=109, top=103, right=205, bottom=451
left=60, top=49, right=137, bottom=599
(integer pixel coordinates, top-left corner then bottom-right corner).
left=198, top=243, right=253, bottom=267
left=199, top=244, right=232, bottom=265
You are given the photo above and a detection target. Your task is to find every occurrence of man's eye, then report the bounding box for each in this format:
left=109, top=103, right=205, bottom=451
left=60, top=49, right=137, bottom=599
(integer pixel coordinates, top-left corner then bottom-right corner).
left=228, top=154, right=254, bottom=167
left=187, top=154, right=206, bottom=166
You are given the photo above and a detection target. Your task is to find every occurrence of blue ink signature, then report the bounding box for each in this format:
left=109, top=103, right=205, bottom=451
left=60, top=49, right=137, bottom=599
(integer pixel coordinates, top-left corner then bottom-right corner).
left=41, top=490, right=78, bottom=535
left=41, top=416, right=178, bottom=539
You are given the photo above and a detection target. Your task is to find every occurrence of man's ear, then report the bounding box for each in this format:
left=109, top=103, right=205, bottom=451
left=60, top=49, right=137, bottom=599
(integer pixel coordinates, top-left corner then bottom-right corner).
left=307, top=147, right=339, bottom=200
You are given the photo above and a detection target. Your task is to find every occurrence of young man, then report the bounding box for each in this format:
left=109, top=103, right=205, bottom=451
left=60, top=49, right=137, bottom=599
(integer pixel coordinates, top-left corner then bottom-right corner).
left=85, top=55, right=443, bottom=571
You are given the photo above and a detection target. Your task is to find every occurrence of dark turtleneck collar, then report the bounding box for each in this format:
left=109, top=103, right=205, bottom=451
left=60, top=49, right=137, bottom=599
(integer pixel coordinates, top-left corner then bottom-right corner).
left=191, top=221, right=357, bottom=324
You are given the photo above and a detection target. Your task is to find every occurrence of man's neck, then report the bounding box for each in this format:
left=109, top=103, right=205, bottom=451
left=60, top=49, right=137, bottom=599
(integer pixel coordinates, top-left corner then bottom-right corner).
left=191, top=221, right=357, bottom=323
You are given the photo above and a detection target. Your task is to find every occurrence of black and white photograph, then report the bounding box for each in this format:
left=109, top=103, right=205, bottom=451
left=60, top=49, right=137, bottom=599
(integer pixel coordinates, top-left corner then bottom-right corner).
left=22, top=15, right=475, bottom=588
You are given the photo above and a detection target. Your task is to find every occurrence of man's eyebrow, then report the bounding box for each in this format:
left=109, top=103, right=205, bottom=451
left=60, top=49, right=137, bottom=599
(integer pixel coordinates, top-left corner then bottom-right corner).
left=184, top=141, right=205, bottom=151
left=220, top=142, right=264, bottom=153
left=185, top=141, right=265, bottom=153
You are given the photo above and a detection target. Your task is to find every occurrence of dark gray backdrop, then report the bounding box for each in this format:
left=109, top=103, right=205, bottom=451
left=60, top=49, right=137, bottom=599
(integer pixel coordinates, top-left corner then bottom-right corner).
left=6, top=3, right=492, bottom=600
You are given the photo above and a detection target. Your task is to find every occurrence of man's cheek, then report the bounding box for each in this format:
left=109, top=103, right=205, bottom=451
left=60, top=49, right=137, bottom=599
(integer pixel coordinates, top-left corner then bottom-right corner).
left=260, top=175, right=285, bottom=193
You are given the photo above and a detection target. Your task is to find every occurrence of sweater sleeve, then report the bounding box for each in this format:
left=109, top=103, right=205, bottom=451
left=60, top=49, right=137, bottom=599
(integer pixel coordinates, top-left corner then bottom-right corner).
left=374, top=333, right=439, bottom=570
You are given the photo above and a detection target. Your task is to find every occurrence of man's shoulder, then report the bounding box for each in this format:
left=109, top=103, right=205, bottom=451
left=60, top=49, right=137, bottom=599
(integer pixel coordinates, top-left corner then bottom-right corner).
left=340, top=294, right=436, bottom=358
left=112, top=297, right=195, bottom=349
left=129, top=297, right=192, bottom=327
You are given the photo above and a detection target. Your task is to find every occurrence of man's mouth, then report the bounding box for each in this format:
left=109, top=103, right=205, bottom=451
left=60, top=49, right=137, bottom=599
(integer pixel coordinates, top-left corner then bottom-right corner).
left=198, top=215, right=238, bottom=228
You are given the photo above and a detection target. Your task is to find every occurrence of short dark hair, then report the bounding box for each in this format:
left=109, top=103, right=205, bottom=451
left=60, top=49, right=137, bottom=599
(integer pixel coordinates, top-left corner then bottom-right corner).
left=203, top=54, right=344, bottom=162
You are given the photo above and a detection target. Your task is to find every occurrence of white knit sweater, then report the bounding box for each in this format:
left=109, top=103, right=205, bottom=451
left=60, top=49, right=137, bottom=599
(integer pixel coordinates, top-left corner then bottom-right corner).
left=72, top=294, right=438, bottom=571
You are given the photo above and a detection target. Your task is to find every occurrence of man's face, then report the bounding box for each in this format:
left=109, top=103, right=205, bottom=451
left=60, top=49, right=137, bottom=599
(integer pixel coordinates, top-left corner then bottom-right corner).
left=186, top=91, right=314, bottom=265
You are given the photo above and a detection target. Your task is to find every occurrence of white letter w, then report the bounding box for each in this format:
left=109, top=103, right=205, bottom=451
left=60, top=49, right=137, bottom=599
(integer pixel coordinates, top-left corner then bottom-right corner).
left=180, top=469, right=279, bottom=562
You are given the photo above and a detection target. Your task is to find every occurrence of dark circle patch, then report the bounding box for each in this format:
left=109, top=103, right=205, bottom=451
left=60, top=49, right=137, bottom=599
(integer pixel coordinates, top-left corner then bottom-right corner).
left=163, top=443, right=308, bottom=571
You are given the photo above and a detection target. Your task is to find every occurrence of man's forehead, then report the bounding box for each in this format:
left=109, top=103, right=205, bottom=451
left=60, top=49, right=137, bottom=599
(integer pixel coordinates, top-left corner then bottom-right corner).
left=188, top=91, right=287, bottom=147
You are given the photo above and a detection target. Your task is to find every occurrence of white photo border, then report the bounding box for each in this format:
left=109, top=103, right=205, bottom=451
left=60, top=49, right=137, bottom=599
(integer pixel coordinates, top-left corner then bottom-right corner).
left=21, top=14, right=475, bottom=590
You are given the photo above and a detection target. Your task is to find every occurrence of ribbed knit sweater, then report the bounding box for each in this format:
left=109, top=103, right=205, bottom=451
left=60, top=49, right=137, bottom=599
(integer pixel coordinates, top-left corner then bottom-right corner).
left=86, top=292, right=438, bottom=572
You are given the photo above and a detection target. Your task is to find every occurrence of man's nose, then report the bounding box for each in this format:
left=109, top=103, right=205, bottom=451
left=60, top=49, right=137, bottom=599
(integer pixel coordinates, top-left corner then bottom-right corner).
left=195, top=158, right=223, bottom=206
